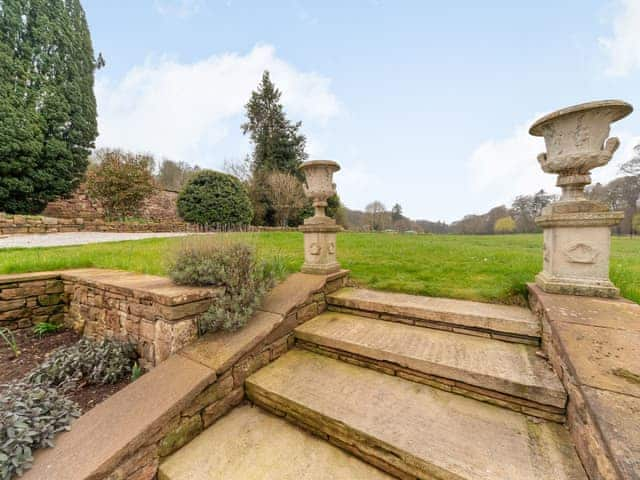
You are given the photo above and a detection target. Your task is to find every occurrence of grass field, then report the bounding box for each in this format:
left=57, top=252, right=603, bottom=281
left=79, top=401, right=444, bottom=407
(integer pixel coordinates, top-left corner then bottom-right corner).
left=1, top=232, right=638, bottom=305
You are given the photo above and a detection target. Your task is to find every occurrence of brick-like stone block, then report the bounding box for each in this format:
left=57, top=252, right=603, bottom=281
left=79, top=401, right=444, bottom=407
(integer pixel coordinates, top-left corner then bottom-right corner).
left=158, top=414, right=203, bottom=457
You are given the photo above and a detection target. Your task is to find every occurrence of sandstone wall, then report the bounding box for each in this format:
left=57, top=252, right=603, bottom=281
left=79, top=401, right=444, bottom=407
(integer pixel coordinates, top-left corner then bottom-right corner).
left=0, top=273, right=66, bottom=331
left=42, top=183, right=181, bottom=222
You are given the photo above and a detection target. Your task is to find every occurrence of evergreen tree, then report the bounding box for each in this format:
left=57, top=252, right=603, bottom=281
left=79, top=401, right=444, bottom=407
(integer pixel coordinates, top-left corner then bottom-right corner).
left=0, top=0, right=98, bottom=214
left=241, top=71, right=307, bottom=176
left=391, top=203, right=403, bottom=222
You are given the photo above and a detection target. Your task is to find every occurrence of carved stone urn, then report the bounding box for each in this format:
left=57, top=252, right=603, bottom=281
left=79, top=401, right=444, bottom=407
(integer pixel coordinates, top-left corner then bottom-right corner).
left=529, top=100, right=633, bottom=297
left=299, top=160, right=341, bottom=274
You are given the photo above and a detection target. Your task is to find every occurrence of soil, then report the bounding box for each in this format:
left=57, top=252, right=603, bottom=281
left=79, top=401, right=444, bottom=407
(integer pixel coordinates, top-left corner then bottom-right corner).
left=0, top=328, right=131, bottom=413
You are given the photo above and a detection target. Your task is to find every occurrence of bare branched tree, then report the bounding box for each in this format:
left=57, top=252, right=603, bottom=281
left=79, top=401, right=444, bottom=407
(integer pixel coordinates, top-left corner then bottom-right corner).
left=266, top=172, right=306, bottom=227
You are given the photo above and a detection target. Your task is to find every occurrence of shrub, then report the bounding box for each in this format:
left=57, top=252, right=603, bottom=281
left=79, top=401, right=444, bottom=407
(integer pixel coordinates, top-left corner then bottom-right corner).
left=86, top=149, right=156, bottom=221
left=27, top=339, right=137, bottom=390
left=32, top=322, right=64, bottom=337
left=0, top=327, right=19, bottom=358
left=494, top=216, right=516, bottom=234
left=0, top=382, right=80, bottom=479
left=169, top=238, right=284, bottom=333
left=177, top=170, right=253, bottom=226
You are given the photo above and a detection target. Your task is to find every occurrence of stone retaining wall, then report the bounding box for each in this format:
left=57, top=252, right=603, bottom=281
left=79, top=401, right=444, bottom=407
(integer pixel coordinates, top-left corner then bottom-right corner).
left=0, top=213, right=198, bottom=235
left=21, top=270, right=350, bottom=480
left=0, top=272, right=66, bottom=331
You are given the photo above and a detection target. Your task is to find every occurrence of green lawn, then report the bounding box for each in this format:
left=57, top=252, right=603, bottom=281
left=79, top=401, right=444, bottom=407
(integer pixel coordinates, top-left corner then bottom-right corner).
left=1, top=232, right=638, bottom=305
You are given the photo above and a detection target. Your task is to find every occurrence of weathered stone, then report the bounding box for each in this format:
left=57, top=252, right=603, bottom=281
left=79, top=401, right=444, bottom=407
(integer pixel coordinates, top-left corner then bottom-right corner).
left=247, top=350, right=587, bottom=480
left=296, top=311, right=566, bottom=410
left=158, top=414, right=203, bottom=457
left=202, top=387, right=244, bottom=427
left=158, top=406, right=394, bottom=480
left=232, top=350, right=270, bottom=387
left=0, top=298, right=26, bottom=312
left=328, top=287, right=540, bottom=341
left=182, top=374, right=233, bottom=417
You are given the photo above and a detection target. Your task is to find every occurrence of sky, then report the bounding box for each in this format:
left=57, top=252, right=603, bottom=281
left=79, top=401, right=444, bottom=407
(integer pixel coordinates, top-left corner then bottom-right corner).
left=84, top=0, right=640, bottom=222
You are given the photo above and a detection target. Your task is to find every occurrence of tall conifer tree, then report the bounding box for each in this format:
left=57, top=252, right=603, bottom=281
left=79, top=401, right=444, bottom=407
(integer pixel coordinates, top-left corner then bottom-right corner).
left=0, top=0, right=98, bottom=213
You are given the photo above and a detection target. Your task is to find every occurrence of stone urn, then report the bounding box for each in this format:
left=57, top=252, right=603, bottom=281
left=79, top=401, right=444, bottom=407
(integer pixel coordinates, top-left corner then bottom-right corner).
left=529, top=100, right=633, bottom=297
left=299, top=160, right=341, bottom=274
left=300, top=160, right=340, bottom=224
left=529, top=100, right=632, bottom=202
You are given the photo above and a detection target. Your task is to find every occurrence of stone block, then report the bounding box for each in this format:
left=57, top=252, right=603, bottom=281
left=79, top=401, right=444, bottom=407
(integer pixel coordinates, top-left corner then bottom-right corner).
left=202, top=388, right=244, bottom=428
left=182, top=374, right=233, bottom=417
left=232, top=350, right=270, bottom=387
left=158, top=414, right=203, bottom=457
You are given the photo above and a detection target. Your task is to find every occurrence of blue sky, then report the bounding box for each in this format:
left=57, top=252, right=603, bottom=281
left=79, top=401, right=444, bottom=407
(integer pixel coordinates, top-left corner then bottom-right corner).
left=84, top=0, right=640, bottom=221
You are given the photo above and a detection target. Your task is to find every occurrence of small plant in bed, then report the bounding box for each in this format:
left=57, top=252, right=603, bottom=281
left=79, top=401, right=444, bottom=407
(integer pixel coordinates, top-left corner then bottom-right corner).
left=0, top=327, right=20, bottom=358
left=169, top=237, right=285, bottom=333
left=32, top=321, right=64, bottom=337
left=27, top=338, right=138, bottom=390
left=0, top=382, right=80, bottom=479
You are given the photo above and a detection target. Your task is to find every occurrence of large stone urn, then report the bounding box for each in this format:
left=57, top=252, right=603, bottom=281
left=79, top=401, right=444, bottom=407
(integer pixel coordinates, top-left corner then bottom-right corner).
left=299, top=160, right=341, bottom=274
left=530, top=100, right=633, bottom=297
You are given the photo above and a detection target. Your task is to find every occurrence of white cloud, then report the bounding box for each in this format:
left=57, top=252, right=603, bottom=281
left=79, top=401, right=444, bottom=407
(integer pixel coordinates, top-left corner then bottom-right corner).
left=468, top=118, right=635, bottom=207
left=95, top=45, right=341, bottom=167
left=155, top=0, right=203, bottom=18
left=599, top=0, right=640, bottom=76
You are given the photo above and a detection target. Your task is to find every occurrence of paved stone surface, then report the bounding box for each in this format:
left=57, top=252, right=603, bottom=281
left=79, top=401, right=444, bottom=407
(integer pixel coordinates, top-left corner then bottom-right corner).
left=22, top=355, right=216, bottom=480
left=328, top=287, right=540, bottom=339
left=296, top=311, right=566, bottom=409
left=0, top=231, right=194, bottom=249
left=246, top=350, right=587, bottom=480
left=158, top=405, right=394, bottom=480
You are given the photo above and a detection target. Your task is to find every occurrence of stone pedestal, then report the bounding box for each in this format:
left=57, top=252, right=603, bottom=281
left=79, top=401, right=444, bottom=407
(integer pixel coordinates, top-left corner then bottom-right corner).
left=299, top=222, right=341, bottom=275
left=536, top=202, right=624, bottom=298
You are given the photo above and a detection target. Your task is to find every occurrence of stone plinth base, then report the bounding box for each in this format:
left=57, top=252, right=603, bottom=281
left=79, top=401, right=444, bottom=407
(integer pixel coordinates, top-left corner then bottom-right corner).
left=300, top=222, right=341, bottom=275
left=535, top=202, right=623, bottom=298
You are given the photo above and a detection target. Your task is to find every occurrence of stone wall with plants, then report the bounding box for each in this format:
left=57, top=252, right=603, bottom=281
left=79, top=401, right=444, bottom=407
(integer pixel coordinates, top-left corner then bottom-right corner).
left=0, top=273, right=66, bottom=332
left=42, top=183, right=181, bottom=222
left=64, top=273, right=222, bottom=369
left=20, top=270, right=349, bottom=480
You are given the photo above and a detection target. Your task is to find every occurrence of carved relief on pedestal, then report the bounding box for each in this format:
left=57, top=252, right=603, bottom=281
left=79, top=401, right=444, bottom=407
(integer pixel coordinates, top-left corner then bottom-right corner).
left=309, top=243, right=321, bottom=255
left=563, top=242, right=599, bottom=264
left=328, top=242, right=336, bottom=254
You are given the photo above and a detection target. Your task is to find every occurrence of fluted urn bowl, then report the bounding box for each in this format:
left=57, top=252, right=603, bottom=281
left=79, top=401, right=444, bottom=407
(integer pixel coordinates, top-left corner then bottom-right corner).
left=300, top=160, right=340, bottom=208
left=529, top=100, right=632, bottom=200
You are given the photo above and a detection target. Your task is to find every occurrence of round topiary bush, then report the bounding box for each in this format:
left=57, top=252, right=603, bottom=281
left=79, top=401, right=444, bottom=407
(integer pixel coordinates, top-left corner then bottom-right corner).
left=177, top=170, right=253, bottom=226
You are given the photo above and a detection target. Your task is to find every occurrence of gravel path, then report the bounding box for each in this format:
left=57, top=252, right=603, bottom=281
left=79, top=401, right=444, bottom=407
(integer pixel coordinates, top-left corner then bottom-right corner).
left=0, top=231, right=196, bottom=249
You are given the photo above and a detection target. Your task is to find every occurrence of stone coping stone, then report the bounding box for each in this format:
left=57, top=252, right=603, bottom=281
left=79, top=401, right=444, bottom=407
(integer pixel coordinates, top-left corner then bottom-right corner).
left=530, top=284, right=640, bottom=478
left=61, top=269, right=223, bottom=306
left=246, top=350, right=587, bottom=480
left=295, top=311, right=566, bottom=409
left=328, top=287, right=540, bottom=339
left=0, top=270, right=62, bottom=286
left=260, top=270, right=348, bottom=316
left=158, top=405, right=394, bottom=480
left=22, top=355, right=216, bottom=480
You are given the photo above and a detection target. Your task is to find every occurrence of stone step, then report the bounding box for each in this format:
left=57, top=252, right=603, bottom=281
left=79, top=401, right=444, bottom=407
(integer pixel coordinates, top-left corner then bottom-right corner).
left=246, top=350, right=587, bottom=480
left=158, top=405, right=394, bottom=480
left=328, top=287, right=540, bottom=344
left=295, top=311, right=566, bottom=421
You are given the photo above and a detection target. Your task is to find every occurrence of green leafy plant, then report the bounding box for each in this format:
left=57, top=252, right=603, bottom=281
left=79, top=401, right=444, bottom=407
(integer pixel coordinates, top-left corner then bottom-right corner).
left=169, top=238, right=283, bottom=333
left=32, top=322, right=64, bottom=337
left=0, top=382, right=80, bottom=479
left=130, top=362, right=143, bottom=382
left=177, top=170, right=253, bottom=226
left=27, top=338, right=138, bottom=390
left=0, top=327, right=20, bottom=358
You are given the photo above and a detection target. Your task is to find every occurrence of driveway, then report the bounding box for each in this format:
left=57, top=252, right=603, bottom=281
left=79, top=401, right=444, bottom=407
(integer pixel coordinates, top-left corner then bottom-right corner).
left=0, top=231, right=196, bottom=249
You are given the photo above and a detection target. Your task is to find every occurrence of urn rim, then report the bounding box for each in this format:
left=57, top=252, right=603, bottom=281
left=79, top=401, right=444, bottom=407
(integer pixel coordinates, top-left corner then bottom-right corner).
left=529, top=99, right=633, bottom=137
left=299, top=160, right=341, bottom=172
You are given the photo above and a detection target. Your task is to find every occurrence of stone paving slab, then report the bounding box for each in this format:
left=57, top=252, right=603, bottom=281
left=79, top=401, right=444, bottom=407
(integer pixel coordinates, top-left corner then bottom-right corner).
left=328, top=287, right=540, bottom=339
left=246, top=349, right=587, bottom=480
left=158, top=405, right=394, bottom=480
left=295, top=311, right=566, bottom=409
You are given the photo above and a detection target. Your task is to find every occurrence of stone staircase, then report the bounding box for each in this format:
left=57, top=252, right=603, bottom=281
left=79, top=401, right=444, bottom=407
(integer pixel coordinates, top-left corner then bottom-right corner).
left=160, top=288, right=588, bottom=480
